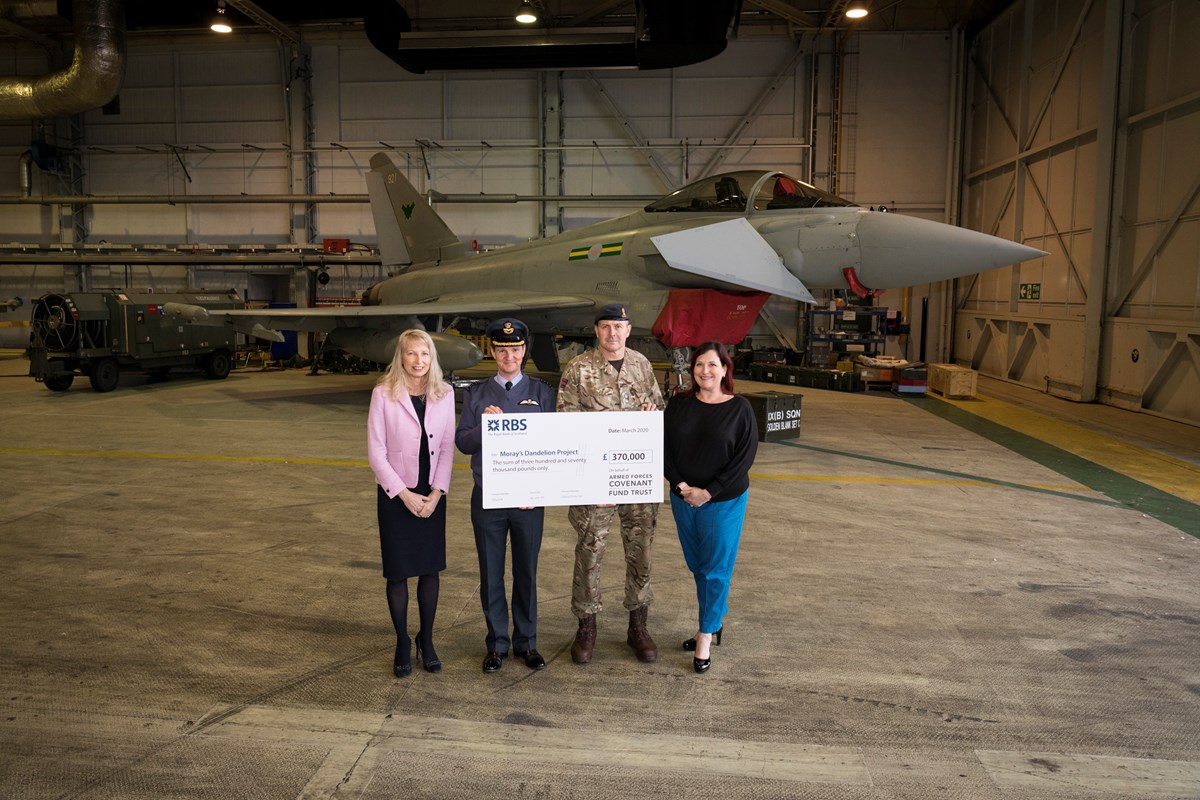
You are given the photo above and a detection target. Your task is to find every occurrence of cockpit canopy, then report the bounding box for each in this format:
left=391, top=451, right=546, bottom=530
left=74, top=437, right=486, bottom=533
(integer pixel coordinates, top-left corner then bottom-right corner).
left=644, top=170, right=855, bottom=213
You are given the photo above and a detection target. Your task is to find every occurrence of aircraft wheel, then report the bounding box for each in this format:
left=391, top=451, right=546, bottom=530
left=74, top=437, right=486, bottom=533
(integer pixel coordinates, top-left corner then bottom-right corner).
left=88, top=358, right=120, bottom=393
left=44, top=374, right=74, bottom=392
left=203, top=349, right=231, bottom=380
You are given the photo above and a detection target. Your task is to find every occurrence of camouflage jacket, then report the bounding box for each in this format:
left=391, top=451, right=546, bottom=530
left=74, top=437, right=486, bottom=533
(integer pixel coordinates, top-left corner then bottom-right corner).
left=557, top=346, right=664, bottom=412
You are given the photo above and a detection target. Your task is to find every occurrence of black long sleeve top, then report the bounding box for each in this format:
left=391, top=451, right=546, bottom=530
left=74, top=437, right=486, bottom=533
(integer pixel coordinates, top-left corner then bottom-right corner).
left=663, top=393, right=758, bottom=503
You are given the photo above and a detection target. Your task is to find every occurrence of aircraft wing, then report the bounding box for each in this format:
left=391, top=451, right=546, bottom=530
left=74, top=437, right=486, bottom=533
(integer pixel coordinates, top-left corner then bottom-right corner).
left=170, top=291, right=596, bottom=337
left=650, top=217, right=817, bottom=304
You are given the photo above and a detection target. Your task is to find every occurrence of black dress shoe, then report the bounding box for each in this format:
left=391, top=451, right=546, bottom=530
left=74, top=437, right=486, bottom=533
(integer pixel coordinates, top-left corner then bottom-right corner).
left=415, top=636, right=441, bottom=674
left=482, top=651, right=507, bottom=673
left=693, top=656, right=711, bottom=674
left=516, top=649, right=546, bottom=670
left=394, top=641, right=412, bottom=678
left=682, top=627, right=723, bottom=651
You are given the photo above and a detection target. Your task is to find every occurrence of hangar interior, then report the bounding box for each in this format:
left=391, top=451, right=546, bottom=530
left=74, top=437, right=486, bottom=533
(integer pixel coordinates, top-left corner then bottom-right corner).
left=2, top=0, right=1197, bottom=425
left=1, top=1, right=1199, bottom=798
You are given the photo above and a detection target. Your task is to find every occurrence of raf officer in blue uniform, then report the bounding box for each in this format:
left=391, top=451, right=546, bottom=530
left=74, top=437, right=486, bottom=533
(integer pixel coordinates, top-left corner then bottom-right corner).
left=455, top=318, right=556, bottom=673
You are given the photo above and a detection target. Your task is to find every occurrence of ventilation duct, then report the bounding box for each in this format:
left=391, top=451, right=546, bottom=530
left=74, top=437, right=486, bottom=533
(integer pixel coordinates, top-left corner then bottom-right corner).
left=0, top=0, right=126, bottom=120
left=364, top=0, right=741, bottom=74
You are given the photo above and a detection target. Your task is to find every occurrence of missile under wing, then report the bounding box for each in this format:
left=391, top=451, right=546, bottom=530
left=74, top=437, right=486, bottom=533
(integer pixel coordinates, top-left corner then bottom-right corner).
left=187, top=154, right=1044, bottom=370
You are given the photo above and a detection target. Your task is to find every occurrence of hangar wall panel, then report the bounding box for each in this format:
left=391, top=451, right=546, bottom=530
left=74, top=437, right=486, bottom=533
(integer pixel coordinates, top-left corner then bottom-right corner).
left=0, top=36, right=824, bottom=245
left=960, top=0, right=1200, bottom=426
left=850, top=33, right=951, bottom=214
left=2, top=31, right=952, bottom=356
left=833, top=33, right=955, bottom=361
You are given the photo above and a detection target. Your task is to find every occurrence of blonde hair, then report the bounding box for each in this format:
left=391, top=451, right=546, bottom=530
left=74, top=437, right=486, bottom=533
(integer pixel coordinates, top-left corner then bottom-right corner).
left=378, top=329, right=450, bottom=402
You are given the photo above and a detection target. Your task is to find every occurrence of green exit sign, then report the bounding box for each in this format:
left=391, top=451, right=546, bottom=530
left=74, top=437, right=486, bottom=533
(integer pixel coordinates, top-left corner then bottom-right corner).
left=1019, top=283, right=1041, bottom=300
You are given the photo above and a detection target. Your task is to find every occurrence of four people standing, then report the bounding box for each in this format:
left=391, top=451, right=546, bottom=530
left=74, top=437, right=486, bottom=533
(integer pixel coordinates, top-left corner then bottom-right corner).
left=663, top=342, right=758, bottom=673
left=366, top=318, right=758, bottom=676
left=367, top=329, right=456, bottom=678
left=556, top=304, right=665, bottom=664
left=456, top=319, right=555, bottom=674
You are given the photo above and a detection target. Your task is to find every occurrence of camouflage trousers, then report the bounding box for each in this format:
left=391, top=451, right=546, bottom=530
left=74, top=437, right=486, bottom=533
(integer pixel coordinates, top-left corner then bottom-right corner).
left=568, top=503, right=659, bottom=618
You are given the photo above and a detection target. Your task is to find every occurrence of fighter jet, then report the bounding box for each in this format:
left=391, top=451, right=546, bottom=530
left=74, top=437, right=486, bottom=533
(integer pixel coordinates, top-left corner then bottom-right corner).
left=176, top=153, right=1044, bottom=371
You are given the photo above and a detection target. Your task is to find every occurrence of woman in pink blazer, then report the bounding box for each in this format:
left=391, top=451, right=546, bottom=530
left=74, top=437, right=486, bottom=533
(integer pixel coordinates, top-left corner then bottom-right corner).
left=367, top=329, right=456, bottom=678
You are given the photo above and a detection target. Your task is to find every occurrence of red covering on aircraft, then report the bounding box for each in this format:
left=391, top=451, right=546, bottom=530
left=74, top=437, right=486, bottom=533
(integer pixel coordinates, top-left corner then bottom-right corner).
left=651, top=289, right=771, bottom=348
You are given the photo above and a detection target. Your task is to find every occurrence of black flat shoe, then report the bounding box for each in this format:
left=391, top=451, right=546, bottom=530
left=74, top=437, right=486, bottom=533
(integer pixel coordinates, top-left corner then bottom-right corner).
left=415, top=635, right=442, bottom=673
left=482, top=651, right=507, bottom=673
left=693, top=657, right=711, bottom=674
left=516, top=649, right=546, bottom=670
left=682, top=627, right=723, bottom=651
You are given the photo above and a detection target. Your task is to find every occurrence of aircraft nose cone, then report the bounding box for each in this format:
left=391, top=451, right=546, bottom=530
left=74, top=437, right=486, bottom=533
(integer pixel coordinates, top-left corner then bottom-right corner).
left=854, top=212, right=1046, bottom=289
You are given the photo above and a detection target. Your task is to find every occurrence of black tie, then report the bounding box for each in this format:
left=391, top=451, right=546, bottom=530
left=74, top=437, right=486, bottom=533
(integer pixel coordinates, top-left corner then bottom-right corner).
left=505, top=381, right=513, bottom=391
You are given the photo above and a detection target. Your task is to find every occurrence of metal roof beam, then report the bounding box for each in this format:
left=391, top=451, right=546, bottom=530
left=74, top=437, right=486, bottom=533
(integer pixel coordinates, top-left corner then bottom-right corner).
left=747, top=0, right=821, bottom=30
left=566, top=0, right=632, bottom=27
left=696, top=43, right=807, bottom=181
left=225, top=0, right=300, bottom=46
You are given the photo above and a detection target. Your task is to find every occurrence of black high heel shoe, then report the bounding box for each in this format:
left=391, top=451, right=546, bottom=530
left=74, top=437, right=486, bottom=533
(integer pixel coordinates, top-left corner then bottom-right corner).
left=393, top=639, right=412, bottom=679
left=415, top=631, right=442, bottom=673
left=682, top=627, right=723, bottom=651
left=693, top=656, right=711, bottom=673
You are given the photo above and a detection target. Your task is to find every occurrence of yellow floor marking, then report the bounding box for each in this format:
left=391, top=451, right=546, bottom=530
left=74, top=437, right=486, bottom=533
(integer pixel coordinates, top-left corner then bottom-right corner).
left=750, top=471, right=1086, bottom=492
left=0, top=447, right=483, bottom=473
left=937, top=394, right=1200, bottom=505
left=2, top=446, right=1085, bottom=494
left=0, top=446, right=368, bottom=468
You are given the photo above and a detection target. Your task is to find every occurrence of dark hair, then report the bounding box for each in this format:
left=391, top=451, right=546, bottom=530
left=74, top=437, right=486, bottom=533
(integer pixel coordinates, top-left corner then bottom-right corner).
left=689, top=342, right=735, bottom=396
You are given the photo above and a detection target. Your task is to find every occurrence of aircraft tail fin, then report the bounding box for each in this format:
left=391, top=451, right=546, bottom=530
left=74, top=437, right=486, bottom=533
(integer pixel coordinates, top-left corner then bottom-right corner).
left=366, top=153, right=467, bottom=268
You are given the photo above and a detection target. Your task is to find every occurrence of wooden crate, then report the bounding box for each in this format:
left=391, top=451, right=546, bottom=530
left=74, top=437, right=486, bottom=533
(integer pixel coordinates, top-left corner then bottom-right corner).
left=928, top=364, right=977, bottom=398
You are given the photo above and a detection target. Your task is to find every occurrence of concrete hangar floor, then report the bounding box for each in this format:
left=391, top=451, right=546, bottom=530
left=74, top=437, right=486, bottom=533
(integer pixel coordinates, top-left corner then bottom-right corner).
left=1, top=351, right=1198, bottom=800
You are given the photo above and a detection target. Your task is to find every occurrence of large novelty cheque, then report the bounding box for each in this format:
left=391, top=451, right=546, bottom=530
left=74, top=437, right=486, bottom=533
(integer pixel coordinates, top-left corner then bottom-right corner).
left=482, top=411, right=664, bottom=509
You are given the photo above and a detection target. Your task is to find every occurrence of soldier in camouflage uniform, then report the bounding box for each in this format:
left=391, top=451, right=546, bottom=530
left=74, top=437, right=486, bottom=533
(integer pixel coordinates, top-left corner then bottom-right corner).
left=557, top=302, right=665, bottom=664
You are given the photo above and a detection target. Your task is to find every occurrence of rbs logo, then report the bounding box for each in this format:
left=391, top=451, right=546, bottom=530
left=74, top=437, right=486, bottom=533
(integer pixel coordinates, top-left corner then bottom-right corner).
left=487, top=418, right=527, bottom=432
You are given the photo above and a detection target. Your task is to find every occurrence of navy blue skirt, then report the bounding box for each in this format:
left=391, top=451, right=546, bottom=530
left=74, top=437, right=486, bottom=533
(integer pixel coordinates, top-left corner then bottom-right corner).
left=377, top=485, right=447, bottom=581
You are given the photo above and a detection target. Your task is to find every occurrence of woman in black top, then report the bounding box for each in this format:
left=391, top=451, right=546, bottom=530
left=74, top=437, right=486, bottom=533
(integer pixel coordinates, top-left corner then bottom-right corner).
left=663, top=342, right=758, bottom=673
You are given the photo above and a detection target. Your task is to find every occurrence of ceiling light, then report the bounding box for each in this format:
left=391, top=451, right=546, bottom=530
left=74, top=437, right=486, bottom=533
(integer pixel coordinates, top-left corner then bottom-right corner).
left=845, top=4, right=869, bottom=19
left=211, top=1, right=232, bottom=34
left=515, top=3, right=538, bottom=24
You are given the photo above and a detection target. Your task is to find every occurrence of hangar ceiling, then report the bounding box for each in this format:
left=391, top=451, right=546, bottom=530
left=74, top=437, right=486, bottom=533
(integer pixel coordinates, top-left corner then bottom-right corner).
left=0, top=0, right=1017, bottom=121
left=3, top=0, right=1015, bottom=44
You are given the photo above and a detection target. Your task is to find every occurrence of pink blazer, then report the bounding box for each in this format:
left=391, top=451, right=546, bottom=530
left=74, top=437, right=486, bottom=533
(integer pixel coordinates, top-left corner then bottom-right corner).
left=367, top=382, right=456, bottom=498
